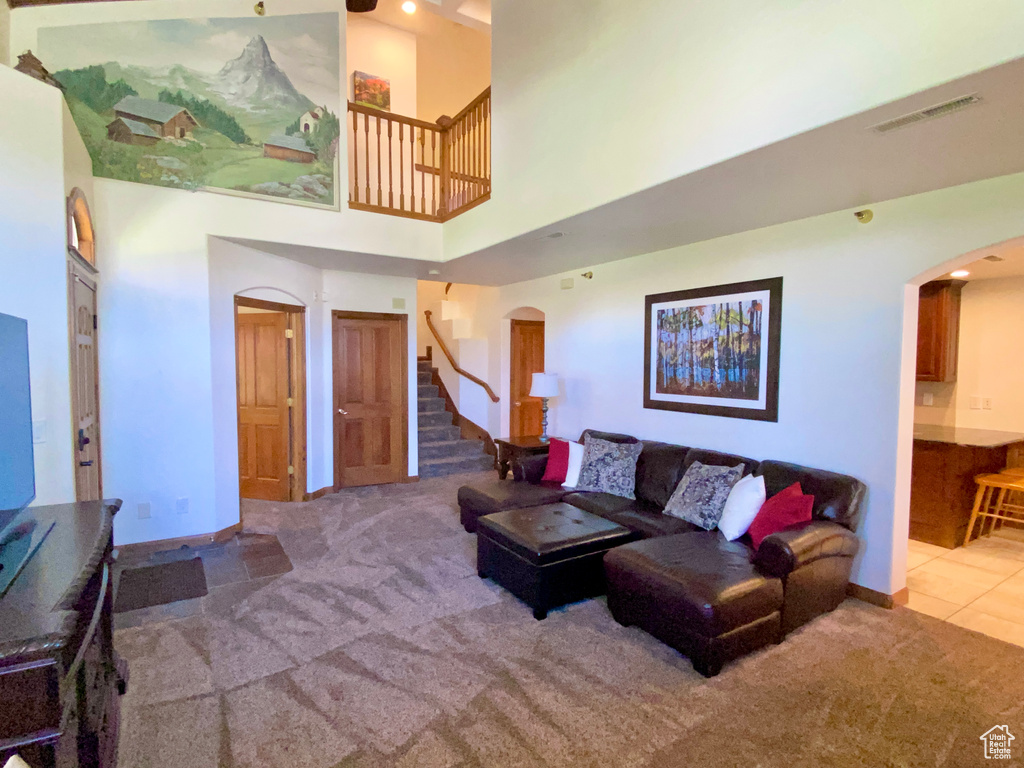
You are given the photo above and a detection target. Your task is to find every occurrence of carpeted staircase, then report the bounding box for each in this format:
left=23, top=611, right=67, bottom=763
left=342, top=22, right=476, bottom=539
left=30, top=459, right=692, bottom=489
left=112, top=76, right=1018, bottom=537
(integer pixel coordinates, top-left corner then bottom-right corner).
left=417, top=358, right=493, bottom=478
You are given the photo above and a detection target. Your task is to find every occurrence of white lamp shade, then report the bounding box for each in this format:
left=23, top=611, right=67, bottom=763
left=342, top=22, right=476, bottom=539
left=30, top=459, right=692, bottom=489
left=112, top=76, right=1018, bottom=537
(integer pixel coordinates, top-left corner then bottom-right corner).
left=529, top=372, right=559, bottom=398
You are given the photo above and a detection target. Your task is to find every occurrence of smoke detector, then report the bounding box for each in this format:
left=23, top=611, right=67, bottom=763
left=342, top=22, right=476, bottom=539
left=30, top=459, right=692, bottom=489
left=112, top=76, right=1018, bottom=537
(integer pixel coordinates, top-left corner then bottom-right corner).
left=870, top=94, right=981, bottom=134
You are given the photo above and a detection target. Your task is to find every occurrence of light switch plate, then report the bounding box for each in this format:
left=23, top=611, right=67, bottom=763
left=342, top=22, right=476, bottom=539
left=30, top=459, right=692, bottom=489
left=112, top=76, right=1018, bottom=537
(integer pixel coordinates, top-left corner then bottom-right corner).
left=32, top=420, right=46, bottom=444
left=392, top=297, right=406, bottom=310
left=560, top=278, right=574, bottom=290
left=176, top=498, right=189, bottom=515
left=970, top=396, right=982, bottom=410
left=138, top=502, right=151, bottom=519
left=922, top=393, right=934, bottom=406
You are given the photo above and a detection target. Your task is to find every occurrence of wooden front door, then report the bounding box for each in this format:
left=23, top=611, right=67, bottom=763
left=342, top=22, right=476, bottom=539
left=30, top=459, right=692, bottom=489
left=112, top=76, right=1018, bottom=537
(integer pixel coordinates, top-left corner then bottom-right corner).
left=510, top=319, right=545, bottom=438
left=69, top=265, right=102, bottom=501
left=236, top=310, right=291, bottom=501
left=333, top=312, right=408, bottom=488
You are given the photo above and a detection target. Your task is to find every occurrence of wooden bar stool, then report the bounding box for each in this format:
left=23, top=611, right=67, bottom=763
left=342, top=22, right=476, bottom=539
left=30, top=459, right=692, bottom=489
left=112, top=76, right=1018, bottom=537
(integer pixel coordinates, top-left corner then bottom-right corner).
left=964, top=473, right=1024, bottom=545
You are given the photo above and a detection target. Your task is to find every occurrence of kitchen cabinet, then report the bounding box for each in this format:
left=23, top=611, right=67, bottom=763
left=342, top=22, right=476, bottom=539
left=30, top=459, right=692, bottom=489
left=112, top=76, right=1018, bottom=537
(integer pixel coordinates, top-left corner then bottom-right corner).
left=916, top=279, right=965, bottom=382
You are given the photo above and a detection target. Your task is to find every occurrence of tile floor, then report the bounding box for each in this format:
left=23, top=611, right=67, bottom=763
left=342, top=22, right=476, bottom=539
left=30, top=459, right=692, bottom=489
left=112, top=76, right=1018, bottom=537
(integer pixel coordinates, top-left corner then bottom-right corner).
left=113, top=532, right=293, bottom=630
left=906, top=528, right=1024, bottom=648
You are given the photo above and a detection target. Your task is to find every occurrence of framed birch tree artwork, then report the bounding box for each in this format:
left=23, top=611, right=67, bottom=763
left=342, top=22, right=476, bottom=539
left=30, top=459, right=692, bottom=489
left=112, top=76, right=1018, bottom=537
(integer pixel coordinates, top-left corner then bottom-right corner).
left=644, top=277, right=783, bottom=421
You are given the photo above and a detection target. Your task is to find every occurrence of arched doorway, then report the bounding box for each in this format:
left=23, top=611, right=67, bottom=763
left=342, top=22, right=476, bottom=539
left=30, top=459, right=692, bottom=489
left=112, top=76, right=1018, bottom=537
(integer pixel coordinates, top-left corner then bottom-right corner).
left=899, top=234, right=1024, bottom=637
left=507, top=307, right=545, bottom=438
left=66, top=188, right=101, bottom=501
left=234, top=292, right=307, bottom=502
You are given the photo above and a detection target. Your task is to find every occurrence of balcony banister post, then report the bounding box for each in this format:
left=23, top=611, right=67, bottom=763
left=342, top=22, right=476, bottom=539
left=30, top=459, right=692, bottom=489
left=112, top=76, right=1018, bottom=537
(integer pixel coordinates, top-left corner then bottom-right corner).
left=437, top=115, right=453, bottom=220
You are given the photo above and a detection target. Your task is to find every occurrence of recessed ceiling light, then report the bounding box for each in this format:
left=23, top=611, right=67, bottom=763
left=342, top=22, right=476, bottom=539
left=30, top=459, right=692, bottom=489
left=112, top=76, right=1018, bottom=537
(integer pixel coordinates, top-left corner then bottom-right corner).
left=950, top=270, right=970, bottom=278
left=402, top=1, right=416, bottom=13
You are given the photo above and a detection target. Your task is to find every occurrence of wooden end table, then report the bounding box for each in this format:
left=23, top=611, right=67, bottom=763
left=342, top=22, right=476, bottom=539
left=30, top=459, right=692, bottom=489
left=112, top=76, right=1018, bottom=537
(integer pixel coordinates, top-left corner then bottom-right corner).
left=494, top=435, right=559, bottom=480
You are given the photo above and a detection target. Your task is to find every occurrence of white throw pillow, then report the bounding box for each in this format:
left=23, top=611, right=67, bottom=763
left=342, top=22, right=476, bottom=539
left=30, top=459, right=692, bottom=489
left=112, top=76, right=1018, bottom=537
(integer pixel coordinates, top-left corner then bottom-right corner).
left=717, top=473, right=767, bottom=541
left=561, top=441, right=585, bottom=489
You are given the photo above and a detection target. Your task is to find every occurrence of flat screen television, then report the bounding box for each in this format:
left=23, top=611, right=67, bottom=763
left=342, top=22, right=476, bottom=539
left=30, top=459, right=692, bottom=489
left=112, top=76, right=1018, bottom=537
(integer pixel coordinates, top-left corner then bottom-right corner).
left=0, top=312, right=35, bottom=529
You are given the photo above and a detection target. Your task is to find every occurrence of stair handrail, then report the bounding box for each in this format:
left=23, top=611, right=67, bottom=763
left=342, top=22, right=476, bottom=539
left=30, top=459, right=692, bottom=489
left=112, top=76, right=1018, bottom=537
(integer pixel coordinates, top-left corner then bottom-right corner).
left=424, top=310, right=500, bottom=403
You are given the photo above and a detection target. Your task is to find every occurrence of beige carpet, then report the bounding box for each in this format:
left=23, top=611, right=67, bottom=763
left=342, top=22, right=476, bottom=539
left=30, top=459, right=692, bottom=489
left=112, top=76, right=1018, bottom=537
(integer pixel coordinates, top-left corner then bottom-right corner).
left=115, top=472, right=1024, bottom=767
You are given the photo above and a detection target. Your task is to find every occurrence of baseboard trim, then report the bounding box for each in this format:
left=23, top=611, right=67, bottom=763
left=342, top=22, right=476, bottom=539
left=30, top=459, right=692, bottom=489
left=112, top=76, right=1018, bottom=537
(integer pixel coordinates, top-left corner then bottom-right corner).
left=304, top=486, right=334, bottom=501
left=116, top=521, right=241, bottom=558
left=848, top=583, right=909, bottom=609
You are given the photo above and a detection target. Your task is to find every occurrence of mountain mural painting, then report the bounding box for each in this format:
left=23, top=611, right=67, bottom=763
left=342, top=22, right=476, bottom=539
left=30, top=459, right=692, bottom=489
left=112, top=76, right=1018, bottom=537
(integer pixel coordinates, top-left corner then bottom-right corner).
left=644, top=278, right=783, bottom=422
left=39, top=14, right=340, bottom=208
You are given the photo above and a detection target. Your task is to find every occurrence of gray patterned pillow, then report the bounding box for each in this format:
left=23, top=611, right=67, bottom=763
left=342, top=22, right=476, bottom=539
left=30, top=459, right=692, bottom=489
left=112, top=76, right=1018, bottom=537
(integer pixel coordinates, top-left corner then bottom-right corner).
left=663, top=461, right=743, bottom=530
left=574, top=436, right=643, bottom=499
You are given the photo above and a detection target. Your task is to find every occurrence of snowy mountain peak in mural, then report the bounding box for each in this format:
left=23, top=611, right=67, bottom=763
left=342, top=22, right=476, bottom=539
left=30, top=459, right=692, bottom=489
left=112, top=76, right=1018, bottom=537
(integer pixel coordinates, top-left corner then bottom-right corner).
left=213, top=35, right=312, bottom=113
left=39, top=13, right=340, bottom=209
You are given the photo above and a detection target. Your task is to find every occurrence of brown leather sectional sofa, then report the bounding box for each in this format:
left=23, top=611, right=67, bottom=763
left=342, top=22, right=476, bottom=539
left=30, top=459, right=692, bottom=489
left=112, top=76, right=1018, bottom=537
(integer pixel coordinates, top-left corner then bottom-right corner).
left=457, top=430, right=866, bottom=676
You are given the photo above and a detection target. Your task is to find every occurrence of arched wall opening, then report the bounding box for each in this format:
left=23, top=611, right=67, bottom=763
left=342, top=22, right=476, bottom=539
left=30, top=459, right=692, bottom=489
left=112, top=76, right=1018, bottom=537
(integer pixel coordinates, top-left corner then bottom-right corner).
left=501, top=306, right=546, bottom=438
left=894, top=233, right=1024, bottom=602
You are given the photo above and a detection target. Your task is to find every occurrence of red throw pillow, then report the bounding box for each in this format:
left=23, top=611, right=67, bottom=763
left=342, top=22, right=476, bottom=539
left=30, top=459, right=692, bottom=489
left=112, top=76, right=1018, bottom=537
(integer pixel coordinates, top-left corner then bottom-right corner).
left=541, top=439, right=571, bottom=483
left=748, top=482, right=814, bottom=550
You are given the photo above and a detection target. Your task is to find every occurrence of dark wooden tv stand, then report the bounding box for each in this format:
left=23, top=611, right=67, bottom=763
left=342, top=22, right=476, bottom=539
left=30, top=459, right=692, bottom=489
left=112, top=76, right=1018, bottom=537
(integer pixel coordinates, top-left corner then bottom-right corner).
left=0, top=500, right=125, bottom=768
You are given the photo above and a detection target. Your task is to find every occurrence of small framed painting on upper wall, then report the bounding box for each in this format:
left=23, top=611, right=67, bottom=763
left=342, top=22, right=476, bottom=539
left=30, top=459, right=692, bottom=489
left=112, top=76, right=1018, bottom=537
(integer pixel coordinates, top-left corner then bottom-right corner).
left=352, top=71, right=391, bottom=112
left=644, top=277, right=783, bottom=422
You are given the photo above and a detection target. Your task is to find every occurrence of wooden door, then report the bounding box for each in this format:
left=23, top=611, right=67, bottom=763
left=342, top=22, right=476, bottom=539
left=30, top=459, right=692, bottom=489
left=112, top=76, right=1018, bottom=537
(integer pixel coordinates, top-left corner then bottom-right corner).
left=333, top=312, right=408, bottom=488
left=510, top=319, right=545, bottom=438
left=236, top=310, right=291, bottom=501
left=69, top=266, right=102, bottom=501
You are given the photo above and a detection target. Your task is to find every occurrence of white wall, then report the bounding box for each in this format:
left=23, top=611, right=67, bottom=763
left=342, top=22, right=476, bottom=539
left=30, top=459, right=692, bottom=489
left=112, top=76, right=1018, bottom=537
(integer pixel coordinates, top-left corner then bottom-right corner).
left=416, top=15, right=489, bottom=124
left=444, top=0, right=1024, bottom=258
left=0, top=2, right=10, bottom=70
left=104, top=233, right=419, bottom=546
left=458, top=172, right=1024, bottom=597
left=951, top=277, right=1024, bottom=431
left=347, top=15, right=416, bottom=118
left=0, top=67, right=86, bottom=508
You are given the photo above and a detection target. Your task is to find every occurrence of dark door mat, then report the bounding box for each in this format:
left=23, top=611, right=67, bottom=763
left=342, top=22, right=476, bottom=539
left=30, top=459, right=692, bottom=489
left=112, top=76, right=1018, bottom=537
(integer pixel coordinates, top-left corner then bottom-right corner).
left=114, top=557, right=208, bottom=613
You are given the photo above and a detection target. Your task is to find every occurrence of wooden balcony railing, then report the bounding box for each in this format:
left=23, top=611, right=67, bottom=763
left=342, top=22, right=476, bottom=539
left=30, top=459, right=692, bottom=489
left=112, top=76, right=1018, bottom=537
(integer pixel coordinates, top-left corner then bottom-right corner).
left=348, top=87, right=490, bottom=223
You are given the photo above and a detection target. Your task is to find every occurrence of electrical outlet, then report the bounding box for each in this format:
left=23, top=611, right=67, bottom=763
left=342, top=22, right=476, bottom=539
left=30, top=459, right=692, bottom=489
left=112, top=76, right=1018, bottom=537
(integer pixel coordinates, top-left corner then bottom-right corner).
left=922, top=393, right=934, bottom=407
left=176, top=497, right=189, bottom=515
left=970, top=396, right=982, bottom=410
left=983, top=398, right=993, bottom=410
left=138, top=502, right=151, bottom=519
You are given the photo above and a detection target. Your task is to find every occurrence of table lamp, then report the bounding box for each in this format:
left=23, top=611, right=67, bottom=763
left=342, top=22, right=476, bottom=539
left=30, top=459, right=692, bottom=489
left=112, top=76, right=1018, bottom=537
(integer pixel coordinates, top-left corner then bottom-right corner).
left=529, top=373, right=559, bottom=443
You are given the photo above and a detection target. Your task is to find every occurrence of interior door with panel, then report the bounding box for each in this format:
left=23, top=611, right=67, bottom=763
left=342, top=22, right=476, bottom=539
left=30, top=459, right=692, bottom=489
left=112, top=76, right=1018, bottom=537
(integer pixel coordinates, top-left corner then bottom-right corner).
left=69, top=264, right=102, bottom=500
left=333, top=312, right=408, bottom=488
left=236, top=309, right=291, bottom=501
left=510, top=319, right=545, bottom=438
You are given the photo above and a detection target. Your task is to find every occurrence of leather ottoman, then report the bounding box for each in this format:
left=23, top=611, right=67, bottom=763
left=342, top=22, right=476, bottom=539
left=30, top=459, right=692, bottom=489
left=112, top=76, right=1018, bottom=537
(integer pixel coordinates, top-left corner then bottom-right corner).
left=458, top=480, right=567, bottom=533
left=604, top=531, right=784, bottom=677
left=477, top=503, right=634, bottom=620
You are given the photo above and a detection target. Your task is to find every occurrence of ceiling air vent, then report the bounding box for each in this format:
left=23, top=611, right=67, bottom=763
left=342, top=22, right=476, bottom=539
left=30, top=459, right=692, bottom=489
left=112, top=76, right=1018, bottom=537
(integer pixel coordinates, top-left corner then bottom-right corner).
left=871, top=94, right=981, bottom=134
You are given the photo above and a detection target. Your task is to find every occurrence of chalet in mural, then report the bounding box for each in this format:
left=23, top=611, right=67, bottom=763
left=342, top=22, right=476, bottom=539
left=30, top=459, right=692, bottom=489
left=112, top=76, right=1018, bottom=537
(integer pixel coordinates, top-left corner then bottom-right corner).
left=264, top=134, right=316, bottom=163
left=106, top=117, right=160, bottom=147
left=106, top=96, right=198, bottom=145
left=14, top=50, right=64, bottom=90
left=300, top=106, right=325, bottom=134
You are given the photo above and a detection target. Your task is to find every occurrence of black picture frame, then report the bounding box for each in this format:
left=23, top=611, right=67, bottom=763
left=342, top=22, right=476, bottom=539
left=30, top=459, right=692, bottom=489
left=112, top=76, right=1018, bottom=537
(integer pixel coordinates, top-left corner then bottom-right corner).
left=643, top=277, right=783, bottom=422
